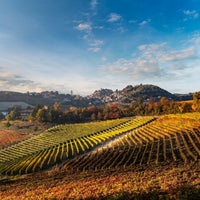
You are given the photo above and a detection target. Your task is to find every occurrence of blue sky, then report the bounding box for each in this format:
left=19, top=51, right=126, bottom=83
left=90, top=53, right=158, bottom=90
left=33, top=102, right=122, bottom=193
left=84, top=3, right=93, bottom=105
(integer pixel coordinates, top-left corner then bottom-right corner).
left=0, top=0, right=200, bottom=95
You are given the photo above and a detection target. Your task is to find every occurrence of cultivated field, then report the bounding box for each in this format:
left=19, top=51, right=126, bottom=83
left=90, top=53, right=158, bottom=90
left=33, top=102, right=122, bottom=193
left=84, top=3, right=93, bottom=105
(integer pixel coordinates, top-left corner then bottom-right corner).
left=63, top=113, right=200, bottom=171
left=0, top=113, right=200, bottom=199
left=1, top=161, right=200, bottom=199
left=1, top=117, right=146, bottom=175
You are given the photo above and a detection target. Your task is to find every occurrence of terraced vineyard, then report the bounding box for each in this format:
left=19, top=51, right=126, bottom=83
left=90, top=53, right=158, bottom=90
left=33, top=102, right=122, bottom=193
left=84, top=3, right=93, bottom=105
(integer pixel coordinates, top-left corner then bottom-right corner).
left=0, top=117, right=154, bottom=175
left=62, top=113, right=200, bottom=171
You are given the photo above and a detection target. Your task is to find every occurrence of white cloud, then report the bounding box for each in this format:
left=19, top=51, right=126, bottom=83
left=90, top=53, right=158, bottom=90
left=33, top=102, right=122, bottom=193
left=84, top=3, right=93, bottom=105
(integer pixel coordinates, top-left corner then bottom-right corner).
left=169, top=63, right=187, bottom=70
left=0, top=68, right=43, bottom=92
left=101, top=57, right=163, bottom=79
left=0, top=65, right=102, bottom=95
left=83, top=34, right=89, bottom=39
left=89, top=40, right=103, bottom=52
left=94, top=26, right=104, bottom=29
left=138, top=45, right=147, bottom=50
left=101, top=56, right=107, bottom=61
left=90, top=40, right=104, bottom=46
left=160, top=46, right=195, bottom=62
left=194, top=13, right=199, bottom=19
left=139, top=19, right=151, bottom=26
left=100, top=42, right=198, bottom=81
left=91, top=0, right=98, bottom=10
left=76, top=23, right=92, bottom=31
left=88, top=47, right=100, bottom=52
left=183, top=10, right=196, bottom=15
left=138, top=43, right=195, bottom=62
left=108, top=13, right=122, bottom=22
left=131, top=53, right=136, bottom=57
left=183, top=10, right=199, bottom=20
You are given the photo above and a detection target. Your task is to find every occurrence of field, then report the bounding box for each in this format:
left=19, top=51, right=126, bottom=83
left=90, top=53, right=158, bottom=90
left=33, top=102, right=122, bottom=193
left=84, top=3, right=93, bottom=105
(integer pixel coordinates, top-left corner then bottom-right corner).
left=0, top=130, right=32, bottom=149
left=0, top=117, right=153, bottom=175
left=0, top=120, right=51, bottom=149
left=62, top=113, right=200, bottom=171
left=0, top=113, right=200, bottom=199
left=0, top=161, right=200, bottom=199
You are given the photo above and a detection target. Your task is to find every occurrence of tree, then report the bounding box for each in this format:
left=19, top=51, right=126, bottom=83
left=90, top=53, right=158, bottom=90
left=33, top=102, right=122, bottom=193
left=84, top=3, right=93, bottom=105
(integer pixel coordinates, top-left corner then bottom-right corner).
left=36, top=109, right=51, bottom=122
left=31, top=104, right=41, bottom=117
left=8, top=105, right=21, bottom=113
left=53, top=102, right=62, bottom=112
left=193, top=92, right=200, bottom=102
left=129, top=100, right=137, bottom=110
left=137, top=97, right=143, bottom=106
left=160, top=97, right=167, bottom=105
left=104, top=113, right=109, bottom=120
left=148, top=97, right=154, bottom=105
left=91, top=113, right=96, bottom=121
left=192, top=92, right=200, bottom=111
left=97, top=112, right=102, bottom=120
left=49, top=102, right=63, bottom=123
left=6, top=108, right=20, bottom=121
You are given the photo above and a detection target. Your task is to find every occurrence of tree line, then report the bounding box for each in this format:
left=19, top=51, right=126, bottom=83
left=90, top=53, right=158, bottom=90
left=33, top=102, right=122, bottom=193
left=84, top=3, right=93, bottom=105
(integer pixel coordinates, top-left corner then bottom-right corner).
left=5, top=92, right=200, bottom=124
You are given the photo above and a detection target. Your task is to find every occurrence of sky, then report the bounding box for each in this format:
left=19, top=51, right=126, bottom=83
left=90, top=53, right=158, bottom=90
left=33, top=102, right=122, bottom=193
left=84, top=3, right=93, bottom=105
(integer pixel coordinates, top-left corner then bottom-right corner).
left=0, top=0, right=200, bottom=95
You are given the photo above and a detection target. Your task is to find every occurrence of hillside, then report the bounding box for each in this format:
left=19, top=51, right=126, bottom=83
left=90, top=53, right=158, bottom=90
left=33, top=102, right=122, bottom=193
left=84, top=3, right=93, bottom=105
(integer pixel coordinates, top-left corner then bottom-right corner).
left=0, top=85, right=194, bottom=111
left=121, top=84, right=176, bottom=98
left=87, top=84, right=193, bottom=104
left=1, top=162, right=200, bottom=199
left=119, top=84, right=177, bottom=102
left=0, top=113, right=200, bottom=199
left=0, top=91, right=92, bottom=110
left=0, top=113, right=200, bottom=175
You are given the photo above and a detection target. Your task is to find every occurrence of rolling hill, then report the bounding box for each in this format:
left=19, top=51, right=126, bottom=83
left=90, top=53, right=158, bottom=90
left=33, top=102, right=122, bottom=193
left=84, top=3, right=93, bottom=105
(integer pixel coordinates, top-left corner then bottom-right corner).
left=0, top=84, right=194, bottom=112
left=0, top=113, right=200, bottom=199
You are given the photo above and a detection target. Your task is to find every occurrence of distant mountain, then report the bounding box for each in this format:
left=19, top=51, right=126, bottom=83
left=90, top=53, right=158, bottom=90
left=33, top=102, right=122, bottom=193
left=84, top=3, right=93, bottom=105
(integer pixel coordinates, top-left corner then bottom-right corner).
left=0, top=84, right=194, bottom=111
left=173, top=93, right=194, bottom=101
left=87, top=89, right=113, bottom=99
left=0, top=91, right=91, bottom=111
left=87, top=84, right=193, bottom=104
left=120, top=84, right=177, bottom=100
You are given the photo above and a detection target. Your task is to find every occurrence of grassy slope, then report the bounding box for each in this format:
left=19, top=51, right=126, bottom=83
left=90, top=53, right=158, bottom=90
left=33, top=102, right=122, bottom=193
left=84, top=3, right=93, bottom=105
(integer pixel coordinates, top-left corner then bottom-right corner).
left=0, top=130, right=32, bottom=149
left=0, top=120, right=50, bottom=149
left=0, top=120, right=50, bottom=135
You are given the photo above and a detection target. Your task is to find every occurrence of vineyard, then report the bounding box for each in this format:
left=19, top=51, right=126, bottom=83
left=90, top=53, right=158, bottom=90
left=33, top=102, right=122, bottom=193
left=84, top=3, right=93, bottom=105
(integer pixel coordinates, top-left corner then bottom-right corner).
left=0, top=117, right=154, bottom=175
left=62, top=113, right=200, bottom=171
left=0, top=113, right=200, bottom=177
left=1, top=161, right=200, bottom=200
left=0, top=113, right=200, bottom=199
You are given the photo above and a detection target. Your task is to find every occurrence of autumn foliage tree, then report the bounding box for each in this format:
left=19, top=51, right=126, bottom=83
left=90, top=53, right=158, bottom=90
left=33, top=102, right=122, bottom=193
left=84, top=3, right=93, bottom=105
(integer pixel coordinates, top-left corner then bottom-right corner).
left=91, top=113, right=96, bottom=121
left=192, top=92, right=200, bottom=111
